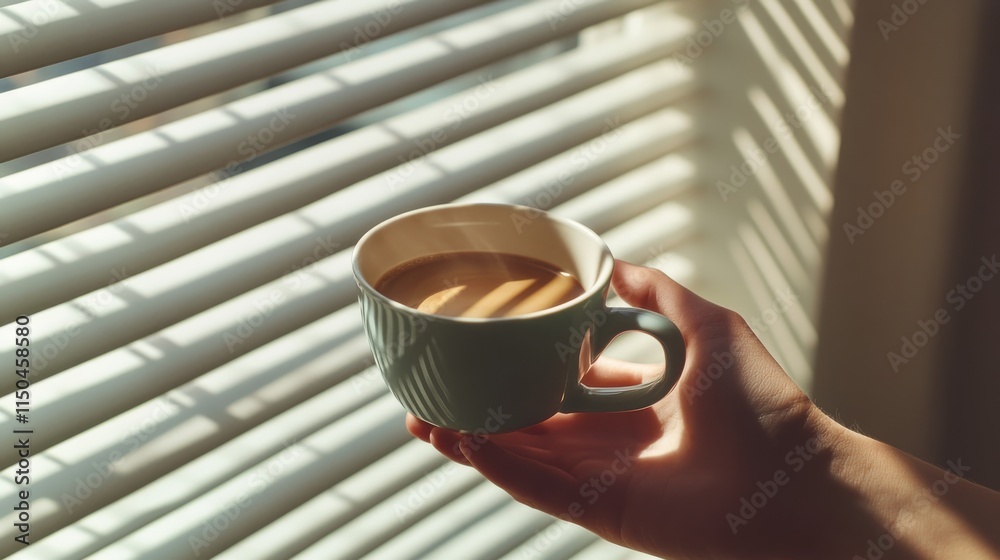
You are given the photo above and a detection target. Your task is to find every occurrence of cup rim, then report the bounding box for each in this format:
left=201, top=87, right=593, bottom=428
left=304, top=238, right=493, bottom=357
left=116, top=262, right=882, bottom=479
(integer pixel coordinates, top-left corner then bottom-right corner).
left=351, top=203, right=613, bottom=323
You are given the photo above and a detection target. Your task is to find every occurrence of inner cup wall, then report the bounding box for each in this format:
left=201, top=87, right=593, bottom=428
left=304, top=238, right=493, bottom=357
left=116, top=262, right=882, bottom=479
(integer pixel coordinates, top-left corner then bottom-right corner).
left=356, top=205, right=609, bottom=296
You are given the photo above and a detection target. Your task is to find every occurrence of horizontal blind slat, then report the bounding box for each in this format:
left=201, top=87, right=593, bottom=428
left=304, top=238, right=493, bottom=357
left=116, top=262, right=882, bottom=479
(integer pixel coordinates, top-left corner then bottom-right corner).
left=214, top=441, right=449, bottom=560
left=0, top=23, right=695, bottom=322
left=7, top=82, right=700, bottom=560
left=552, top=151, right=696, bottom=233
left=458, top=106, right=696, bottom=225
left=0, top=247, right=355, bottom=457
left=568, top=540, right=638, bottom=560
left=0, top=306, right=374, bottom=526
left=293, top=470, right=487, bottom=560
left=0, top=0, right=487, bottom=162
left=332, top=482, right=512, bottom=560
left=7, top=375, right=399, bottom=559
left=95, top=395, right=407, bottom=559
left=0, top=0, right=286, bottom=78
left=0, top=0, right=668, bottom=244
left=1, top=110, right=696, bottom=560
left=421, top=500, right=555, bottom=560
left=497, top=521, right=600, bottom=560
left=0, top=58, right=695, bottom=389
left=1, top=151, right=696, bottom=540
left=598, top=202, right=695, bottom=265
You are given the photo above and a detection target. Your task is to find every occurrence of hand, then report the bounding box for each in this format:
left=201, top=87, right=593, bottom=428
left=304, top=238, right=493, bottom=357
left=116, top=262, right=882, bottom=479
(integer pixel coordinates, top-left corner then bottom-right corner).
left=409, top=260, right=840, bottom=559
left=407, top=261, right=1000, bottom=560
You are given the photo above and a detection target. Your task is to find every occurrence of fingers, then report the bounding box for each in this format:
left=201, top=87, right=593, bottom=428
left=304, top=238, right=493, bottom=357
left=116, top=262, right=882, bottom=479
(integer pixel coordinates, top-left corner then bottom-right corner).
left=407, top=415, right=470, bottom=465
left=430, top=428, right=470, bottom=466
left=460, top=438, right=581, bottom=518
left=409, top=415, right=588, bottom=474
left=585, top=356, right=656, bottom=387
left=405, top=414, right=433, bottom=442
left=611, top=259, right=734, bottom=340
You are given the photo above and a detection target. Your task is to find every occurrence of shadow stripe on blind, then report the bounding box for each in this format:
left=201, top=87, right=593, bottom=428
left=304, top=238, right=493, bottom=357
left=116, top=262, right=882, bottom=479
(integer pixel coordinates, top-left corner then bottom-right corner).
left=214, top=439, right=454, bottom=560
left=0, top=21, right=694, bottom=322
left=0, top=0, right=664, bottom=244
left=1, top=164, right=700, bottom=558
left=0, top=56, right=696, bottom=392
left=0, top=109, right=699, bottom=553
left=0, top=0, right=287, bottom=78
left=0, top=304, right=375, bottom=526
left=0, top=0, right=492, bottom=162
left=0, top=106, right=698, bottom=468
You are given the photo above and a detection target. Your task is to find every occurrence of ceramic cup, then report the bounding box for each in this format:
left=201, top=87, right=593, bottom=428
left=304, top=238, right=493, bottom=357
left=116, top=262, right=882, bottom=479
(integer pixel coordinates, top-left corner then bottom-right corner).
left=352, top=203, right=685, bottom=433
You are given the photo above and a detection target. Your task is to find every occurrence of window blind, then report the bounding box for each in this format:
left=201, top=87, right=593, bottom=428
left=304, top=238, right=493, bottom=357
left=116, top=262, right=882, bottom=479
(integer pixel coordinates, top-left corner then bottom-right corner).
left=0, top=0, right=853, bottom=558
left=0, top=0, right=288, bottom=77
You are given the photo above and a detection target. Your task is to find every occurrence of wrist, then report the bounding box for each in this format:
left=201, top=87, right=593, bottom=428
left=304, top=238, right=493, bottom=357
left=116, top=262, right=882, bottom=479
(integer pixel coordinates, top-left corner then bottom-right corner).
left=722, top=404, right=892, bottom=560
left=808, top=410, right=1000, bottom=559
left=764, top=407, right=892, bottom=559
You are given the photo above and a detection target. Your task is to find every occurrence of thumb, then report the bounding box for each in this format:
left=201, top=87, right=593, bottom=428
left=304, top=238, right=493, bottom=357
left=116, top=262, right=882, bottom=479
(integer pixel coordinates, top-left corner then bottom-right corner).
left=611, top=259, right=726, bottom=337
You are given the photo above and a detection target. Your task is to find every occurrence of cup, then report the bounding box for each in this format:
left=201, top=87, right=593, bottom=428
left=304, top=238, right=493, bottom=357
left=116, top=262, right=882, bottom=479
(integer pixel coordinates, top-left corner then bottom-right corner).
left=352, top=203, right=685, bottom=433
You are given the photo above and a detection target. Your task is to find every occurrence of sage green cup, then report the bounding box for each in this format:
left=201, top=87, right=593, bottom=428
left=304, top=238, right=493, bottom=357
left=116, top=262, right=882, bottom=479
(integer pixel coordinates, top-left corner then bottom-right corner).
left=352, top=203, right=685, bottom=433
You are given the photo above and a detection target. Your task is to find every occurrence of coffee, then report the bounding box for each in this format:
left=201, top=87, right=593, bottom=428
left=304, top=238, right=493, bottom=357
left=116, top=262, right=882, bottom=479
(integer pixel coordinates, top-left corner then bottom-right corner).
left=374, top=252, right=585, bottom=318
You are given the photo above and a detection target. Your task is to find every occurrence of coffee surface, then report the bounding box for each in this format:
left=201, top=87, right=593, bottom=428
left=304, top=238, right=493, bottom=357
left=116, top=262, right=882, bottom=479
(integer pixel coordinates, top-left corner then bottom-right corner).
left=374, top=252, right=585, bottom=318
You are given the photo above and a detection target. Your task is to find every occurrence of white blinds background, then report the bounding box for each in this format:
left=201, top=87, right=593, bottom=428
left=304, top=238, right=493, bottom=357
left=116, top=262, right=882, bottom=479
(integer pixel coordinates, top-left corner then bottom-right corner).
left=0, top=0, right=852, bottom=558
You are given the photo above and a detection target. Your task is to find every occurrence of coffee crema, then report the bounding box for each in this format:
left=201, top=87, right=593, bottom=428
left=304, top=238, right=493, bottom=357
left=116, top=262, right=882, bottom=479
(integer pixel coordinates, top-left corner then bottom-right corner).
left=373, top=252, right=586, bottom=318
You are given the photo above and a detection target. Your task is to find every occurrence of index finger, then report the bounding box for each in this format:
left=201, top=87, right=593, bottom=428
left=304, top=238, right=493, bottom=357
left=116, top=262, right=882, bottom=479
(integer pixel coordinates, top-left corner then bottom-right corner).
left=611, top=259, right=736, bottom=340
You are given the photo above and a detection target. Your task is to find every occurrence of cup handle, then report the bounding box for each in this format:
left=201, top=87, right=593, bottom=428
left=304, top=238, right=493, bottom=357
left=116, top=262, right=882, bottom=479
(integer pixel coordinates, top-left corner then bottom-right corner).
left=560, top=307, right=685, bottom=413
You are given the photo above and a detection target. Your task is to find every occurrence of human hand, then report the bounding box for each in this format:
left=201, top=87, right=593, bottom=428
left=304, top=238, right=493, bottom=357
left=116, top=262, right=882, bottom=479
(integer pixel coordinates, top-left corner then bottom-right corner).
left=408, top=260, right=863, bottom=559
left=408, top=260, right=1000, bottom=560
